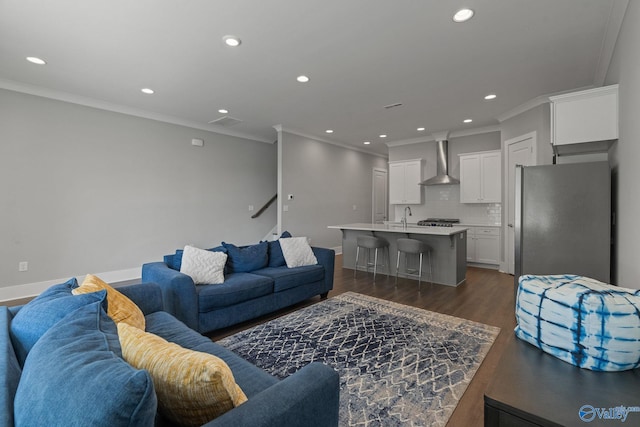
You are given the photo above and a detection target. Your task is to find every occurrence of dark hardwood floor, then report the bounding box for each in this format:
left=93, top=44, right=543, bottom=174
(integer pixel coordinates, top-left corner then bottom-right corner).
left=209, top=255, right=517, bottom=427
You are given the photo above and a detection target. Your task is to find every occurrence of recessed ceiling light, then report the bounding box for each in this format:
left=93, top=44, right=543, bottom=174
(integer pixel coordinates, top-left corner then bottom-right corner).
left=141, top=88, right=155, bottom=95
left=417, top=127, right=425, bottom=131
left=325, top=129, right=334, bottom=134
left=379, top=134, right=387, bottom=138
left=463, top=119, right=473, bottom=123
left=484, top=94, right=497, bottom=100
left=26, top=56, right=46, bottom=65
left=363, top=141, right=371, bottom=145
left=453, top=8, right=474, bottom=23
left=218, top=108, right=229, bottom=114
left=223, top=35, right=241, bottom=47
left=296, top=75, right=310, bottom=83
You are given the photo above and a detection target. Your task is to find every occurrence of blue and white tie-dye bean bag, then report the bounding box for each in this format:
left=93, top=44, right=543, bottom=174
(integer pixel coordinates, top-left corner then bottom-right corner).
left=515, top=274, right=640, bottom=371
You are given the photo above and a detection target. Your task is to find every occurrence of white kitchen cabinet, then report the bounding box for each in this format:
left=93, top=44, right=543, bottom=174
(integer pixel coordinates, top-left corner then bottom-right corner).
left=459, top=150, right=501, bottom=203
left=466, top=226, right=500, bottom=265
left=550, top=84, right=618, bottom=155
left=389, top=159, right=422, bottom=204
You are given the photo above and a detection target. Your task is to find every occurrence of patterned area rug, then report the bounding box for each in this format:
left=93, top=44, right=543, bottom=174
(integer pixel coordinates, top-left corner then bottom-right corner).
left=218, top=292, right=500, bottom=426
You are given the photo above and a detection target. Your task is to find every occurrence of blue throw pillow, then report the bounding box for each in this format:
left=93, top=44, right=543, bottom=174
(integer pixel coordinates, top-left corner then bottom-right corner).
left=9, top=278, right=107, bottom=366
left=222, top=241, right=269, bottom=273
left=268, top=231, right=293, bottom=268
left=14, top=299, right=157, bottom=427
left=165, top=246, right=227, bottom=271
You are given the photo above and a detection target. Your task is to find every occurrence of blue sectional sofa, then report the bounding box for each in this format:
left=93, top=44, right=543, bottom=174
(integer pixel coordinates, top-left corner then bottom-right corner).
left=1, top=282, right=340, bottom=427
left=142, top=241, right=335, bottom=334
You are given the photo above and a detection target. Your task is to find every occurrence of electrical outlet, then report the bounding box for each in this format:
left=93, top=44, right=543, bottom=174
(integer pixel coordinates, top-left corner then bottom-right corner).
left=353, top=204, right=357, bottom=210
left=248, top=205, right=254, bottom=211
left=18, top=261, right=28, bottom=272
left=283, top=205, right=289, bottom=212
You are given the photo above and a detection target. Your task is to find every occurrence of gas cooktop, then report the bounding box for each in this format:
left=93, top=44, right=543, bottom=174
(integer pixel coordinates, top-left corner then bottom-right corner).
left=417, top=218, right=460, bottom=227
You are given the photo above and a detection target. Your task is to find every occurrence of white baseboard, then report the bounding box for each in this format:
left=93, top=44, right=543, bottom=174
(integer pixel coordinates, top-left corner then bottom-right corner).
left=0, top=267, right=141, bottom=303
left=331, top=246, right=343, bottom=255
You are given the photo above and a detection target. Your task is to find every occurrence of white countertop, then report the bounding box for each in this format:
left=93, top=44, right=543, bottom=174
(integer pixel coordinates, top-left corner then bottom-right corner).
left=328, top=223, right=468, bottom=236
left=459, top=223, right=502, bottom=228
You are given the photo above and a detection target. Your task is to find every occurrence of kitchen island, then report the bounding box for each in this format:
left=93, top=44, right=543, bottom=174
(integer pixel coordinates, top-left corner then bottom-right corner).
left=328, top=223, right=468, bottom=286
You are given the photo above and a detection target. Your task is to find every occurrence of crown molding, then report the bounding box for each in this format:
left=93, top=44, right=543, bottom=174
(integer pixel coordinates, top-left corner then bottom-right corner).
left=274, top=125, right=389, bottom=159
left=594, top=0, right=629, bottom=86
left=0, top=78, right=275, bottom=144
left=385, top=125, right=501, bottom=147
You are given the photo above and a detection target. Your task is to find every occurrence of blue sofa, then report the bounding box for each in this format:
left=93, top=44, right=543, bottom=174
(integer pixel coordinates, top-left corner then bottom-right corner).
left=142, top=242, right=335, bottom=334
left=1, top=282, right=340, bottom=427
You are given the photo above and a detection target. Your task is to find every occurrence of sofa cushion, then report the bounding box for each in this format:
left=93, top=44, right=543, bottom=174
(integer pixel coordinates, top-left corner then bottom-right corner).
left=165, top=246, right=227, bottom=271
left=253, top=265, right=325, bottom=293
left=118, top=322, right=247, bottom=426
left=180, top=245, right=227, bottom=285
left=9, top=278, right=107, bottom=366
left=0, top=307, right=21, bottom=427
left=14, top=299, right=157, bottom=427
left=72, top=274, right=145, bottom=329
left=144, top=311, right=279, bottom=397
left=515, top=274, right=640, bottom=371
left=267, top=230, right=292, bottom=268
left=279, top=237, right=318, bottom=268
left=198, top=273, right=274, bottom=311
left=222, top=241, right=268, bottom=273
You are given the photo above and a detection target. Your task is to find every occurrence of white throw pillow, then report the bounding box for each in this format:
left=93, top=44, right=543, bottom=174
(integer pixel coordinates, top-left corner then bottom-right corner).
left=180, top=245, right=227, bottom=285
left=279, top=237, right=318, bottom=268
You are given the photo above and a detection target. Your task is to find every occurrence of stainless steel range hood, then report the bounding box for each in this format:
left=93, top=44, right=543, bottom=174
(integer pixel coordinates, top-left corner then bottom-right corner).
left=420, top=138, right=459, bottom=186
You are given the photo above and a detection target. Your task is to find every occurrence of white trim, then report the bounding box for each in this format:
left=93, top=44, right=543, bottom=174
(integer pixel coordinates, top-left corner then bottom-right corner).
left=331, top=246, right=343, bottom=255
left=0, top=267, right=141, bottom=303
left=0, top=78, right=275, bottom=144
left=593, top=0, right=629, bottom=86
left=274, top=125, right=389, bottom=159
left=503, top=131, right=537, bottom=276
left=385, top=125, right=501, bottom=147
left=496, top=86, right=596, bottom=123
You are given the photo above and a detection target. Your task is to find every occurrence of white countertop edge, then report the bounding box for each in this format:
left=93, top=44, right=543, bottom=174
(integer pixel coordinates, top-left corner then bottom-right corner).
left=459, top=223, right=502, bottom=228
left=328, top=223, right=468, bottom=236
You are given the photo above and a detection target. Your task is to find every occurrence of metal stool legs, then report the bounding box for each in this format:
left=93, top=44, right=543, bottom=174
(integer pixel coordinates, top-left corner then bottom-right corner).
left=355, top=243, right=390, bottom=281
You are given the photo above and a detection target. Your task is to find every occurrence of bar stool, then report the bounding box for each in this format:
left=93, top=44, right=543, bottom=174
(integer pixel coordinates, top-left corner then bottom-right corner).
left=354, top=235, right=390, bottom=281
left=395, top=238, right=433, bottom=290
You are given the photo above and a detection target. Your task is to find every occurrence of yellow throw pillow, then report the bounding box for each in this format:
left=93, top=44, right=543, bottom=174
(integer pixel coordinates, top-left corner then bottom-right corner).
left=72, top=274, right=145, bottom=330
left=117, top=322, right=247, bottom=426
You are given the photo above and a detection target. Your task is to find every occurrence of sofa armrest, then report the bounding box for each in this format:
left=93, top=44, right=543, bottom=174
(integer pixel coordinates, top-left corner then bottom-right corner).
left=116, top=282, right=164, bottom=315
left=0, top=307, right=21, bottom=427
left=141, top=262, right=199, bottom=331
left=205, top=362, right=339, bottom=427
left=312, top=247, right=335, bottom=292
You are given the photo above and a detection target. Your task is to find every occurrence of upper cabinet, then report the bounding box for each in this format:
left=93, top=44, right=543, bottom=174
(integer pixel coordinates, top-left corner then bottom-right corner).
left=459, top=150, right=501, bottom=204
left=389, top=159, right=422, bottom=204
left=550, top=84, right=618, bottom=156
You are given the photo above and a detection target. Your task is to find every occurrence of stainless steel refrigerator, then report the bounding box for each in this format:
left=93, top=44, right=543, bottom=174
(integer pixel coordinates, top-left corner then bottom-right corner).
left=514, top=162, right=611, bottom=286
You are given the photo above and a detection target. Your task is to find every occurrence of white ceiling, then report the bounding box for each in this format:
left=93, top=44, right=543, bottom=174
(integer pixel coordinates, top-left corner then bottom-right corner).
left=0, top=0, right=626, bottom=155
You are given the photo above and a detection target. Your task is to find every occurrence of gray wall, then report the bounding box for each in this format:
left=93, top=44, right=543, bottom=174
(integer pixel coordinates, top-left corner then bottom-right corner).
left=605, top=0, right=640, bottom=288
left=500, top=103, right=553, bottom=166
left=278, top=131, right=388, bottom=249
left=0, top=89, right=277, bottom=289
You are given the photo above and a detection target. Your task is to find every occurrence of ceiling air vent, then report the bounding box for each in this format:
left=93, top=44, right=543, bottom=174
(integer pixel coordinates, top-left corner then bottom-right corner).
left=208, top=116, right=243, bottom=126
left=383, top=102, right=403, bottom=110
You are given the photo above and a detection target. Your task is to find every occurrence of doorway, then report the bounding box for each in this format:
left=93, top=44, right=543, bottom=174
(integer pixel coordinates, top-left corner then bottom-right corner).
left=372, top=168, right=388, bottom=223
left=505, top=132, right=536, bottom=274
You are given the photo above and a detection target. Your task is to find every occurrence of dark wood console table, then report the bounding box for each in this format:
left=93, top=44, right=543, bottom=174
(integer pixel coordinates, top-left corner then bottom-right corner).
left=485, top=335, right=640, bottom=426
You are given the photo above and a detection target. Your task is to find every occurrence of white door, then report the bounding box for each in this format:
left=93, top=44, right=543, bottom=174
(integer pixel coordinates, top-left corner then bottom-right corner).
left=505, top=132, right=536, bottom=274
left=372, top=168, right=388, bottom=223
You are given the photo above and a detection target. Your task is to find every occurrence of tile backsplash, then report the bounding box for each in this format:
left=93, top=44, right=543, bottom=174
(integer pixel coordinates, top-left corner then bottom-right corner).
left=391, top=185, right=502, bottom=225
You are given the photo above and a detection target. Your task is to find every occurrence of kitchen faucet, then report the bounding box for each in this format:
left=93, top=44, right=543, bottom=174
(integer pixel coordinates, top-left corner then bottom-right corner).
left=401, top=206, right=412, bottom=229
